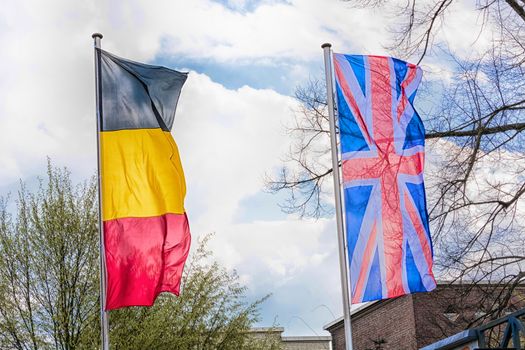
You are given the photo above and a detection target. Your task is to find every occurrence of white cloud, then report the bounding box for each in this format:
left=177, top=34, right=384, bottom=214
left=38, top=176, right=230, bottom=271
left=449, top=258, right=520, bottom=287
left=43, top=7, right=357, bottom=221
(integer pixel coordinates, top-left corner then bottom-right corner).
left=173, top=72, right=344, bottom=334
left=204, top=217, right=343, bottom=333
left=439, top=0, right=494, bottom=57
left=71, top=0, right=394, bottom=63
left=175, top=72, right=296, bottom=225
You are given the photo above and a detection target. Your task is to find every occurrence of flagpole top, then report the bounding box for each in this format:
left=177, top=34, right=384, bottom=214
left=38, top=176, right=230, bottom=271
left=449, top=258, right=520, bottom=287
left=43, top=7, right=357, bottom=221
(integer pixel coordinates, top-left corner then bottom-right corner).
left=92, top=33, right=103, bottom=39
left=321, top=43, right=332, bottom=49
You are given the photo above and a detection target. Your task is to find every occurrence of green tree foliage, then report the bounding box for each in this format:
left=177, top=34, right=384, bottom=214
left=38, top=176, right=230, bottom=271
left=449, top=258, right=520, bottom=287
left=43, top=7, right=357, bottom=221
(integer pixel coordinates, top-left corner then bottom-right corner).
left=0, top=162, right=99, bottom=350
left=0, top=162, right=280, bottom=350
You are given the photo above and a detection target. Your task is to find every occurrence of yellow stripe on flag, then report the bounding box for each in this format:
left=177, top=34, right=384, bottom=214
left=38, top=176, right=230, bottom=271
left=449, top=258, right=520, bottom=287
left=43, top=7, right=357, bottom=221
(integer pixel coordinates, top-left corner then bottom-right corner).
left=101, top=128, right=186, bottom=220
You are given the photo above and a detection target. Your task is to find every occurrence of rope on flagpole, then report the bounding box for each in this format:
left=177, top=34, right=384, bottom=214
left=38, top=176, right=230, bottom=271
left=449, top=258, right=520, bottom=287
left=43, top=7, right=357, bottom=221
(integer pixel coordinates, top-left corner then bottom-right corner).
left=322, top=43, right=354, bottom=350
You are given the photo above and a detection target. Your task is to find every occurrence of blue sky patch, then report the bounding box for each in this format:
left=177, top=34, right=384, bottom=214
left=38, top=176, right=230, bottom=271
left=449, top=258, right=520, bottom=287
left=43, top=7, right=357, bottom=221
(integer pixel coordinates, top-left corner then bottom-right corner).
left=154, top=53, right=322, bottom=96
left=234, top=190, right=289, bottom=223
left=212, top=0, right=291, bottom=13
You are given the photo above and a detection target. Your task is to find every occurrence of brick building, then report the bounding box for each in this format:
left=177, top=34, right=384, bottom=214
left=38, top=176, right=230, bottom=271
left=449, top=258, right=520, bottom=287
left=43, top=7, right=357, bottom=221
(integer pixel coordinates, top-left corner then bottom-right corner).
left=324, top=283, right=525, bottom=350
left=282, top=336, right=332, bottom=350
left=248, top=327, right=331, bottom=350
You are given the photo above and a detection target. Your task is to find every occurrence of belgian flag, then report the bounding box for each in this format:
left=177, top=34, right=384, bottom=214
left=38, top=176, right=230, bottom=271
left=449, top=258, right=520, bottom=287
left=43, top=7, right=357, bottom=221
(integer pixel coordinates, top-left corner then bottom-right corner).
left=97, top=49, right=191, bottom=310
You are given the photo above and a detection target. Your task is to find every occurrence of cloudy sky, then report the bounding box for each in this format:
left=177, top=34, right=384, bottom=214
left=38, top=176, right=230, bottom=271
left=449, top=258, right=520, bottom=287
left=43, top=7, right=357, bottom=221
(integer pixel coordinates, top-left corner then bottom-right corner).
left=0, top=0, right=492, bottom=336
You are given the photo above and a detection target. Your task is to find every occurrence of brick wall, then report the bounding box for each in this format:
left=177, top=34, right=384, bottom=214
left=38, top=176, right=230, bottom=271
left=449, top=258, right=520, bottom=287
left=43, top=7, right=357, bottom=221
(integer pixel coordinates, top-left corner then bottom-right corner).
left=413, top=284, right=525, bottom=348
left=326, top=284, right=525, bottom=350
left=330, top=296, right=418, bottom=350
left=412, top=287, right=474, bottom=348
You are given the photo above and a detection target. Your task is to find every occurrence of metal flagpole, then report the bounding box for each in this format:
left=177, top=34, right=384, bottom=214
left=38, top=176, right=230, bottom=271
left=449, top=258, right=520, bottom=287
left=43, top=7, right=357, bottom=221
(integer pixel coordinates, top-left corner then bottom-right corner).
left=92, top=32, right=110, bottom=350
left=322, top=43, right=354, bottom=350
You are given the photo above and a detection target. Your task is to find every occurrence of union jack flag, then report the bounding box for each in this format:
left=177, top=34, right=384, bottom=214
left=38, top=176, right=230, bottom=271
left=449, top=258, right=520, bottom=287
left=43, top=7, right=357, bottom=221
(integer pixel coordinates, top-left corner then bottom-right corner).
left=333, top=53, right=436, bottom=304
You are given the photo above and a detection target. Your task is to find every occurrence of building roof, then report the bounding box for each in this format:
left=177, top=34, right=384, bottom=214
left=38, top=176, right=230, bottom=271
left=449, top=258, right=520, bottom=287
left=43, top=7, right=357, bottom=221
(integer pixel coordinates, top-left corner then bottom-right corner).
left=246, top=327, right=284, bottom=333
left=323, top=300, right=382, bottom=331
left=282, top=336, right=332, bottom=342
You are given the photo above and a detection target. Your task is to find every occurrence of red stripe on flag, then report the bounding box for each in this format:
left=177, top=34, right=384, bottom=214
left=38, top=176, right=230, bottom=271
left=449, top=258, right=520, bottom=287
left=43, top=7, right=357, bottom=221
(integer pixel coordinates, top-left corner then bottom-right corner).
left=396, top=66, right=418, bottom=122
left=369, top=56, right=405, bottom=298
left=104, top=213, right=191, bottom=310
left=404, top=191, right=434, bottom=273
left=352, top=222, right=377, bottom=304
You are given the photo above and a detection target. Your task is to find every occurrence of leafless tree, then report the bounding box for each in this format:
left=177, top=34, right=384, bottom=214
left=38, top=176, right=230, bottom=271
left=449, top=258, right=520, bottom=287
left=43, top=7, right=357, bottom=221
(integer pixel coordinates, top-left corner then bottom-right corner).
left=267, top=0, right=525, bottom=321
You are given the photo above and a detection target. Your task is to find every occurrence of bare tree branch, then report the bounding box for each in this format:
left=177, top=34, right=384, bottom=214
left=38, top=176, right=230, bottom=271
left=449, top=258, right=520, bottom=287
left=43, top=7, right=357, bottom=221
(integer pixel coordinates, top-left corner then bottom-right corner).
left=269, top=0, right=525, bottom=323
